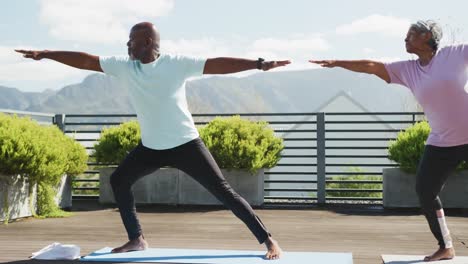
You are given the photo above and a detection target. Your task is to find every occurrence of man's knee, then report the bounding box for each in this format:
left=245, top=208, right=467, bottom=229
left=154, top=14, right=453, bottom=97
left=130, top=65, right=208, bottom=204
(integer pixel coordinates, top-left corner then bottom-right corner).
left=215, top=182, right=240, bottom=203
left=110, top=171, right=125, bottom=190
left=220, top=180, right=238, bottom=195
left=415, top=180, right=423, bottom=199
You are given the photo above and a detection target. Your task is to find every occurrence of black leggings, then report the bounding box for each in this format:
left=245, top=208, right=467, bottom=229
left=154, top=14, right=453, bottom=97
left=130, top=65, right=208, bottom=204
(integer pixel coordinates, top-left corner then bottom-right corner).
left=110, top=138, right=271, bottom=244
left=416, top=144, right=468, bottom=248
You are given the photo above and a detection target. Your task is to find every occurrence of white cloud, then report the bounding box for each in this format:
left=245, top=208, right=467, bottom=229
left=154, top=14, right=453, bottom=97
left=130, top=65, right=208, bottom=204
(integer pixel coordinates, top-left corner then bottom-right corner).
left=162, top=38, right=232, bottom=58
left=336, top=14, right=411, bottom=37
left=249, top=37, right=330, bottom=59
left=163, top=36, right=330, bottom=61
left=0, top=46, right=19, bottom=64
left=39, top=0, right=174, bottom=44
left=148, top=36, right=330, bottom=77
left=251, top=37, right=329, bottom=52
left=1, top=60, right=86, bottom=82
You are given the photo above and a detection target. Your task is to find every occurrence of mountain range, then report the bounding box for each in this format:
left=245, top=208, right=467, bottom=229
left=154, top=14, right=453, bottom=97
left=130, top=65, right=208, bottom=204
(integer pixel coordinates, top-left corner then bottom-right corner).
left=0, top=68, right=417, bottom=114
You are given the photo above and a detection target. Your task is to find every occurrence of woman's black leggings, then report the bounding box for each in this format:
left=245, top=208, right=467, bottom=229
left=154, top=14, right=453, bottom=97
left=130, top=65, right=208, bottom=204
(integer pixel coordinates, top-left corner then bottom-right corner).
left=416, top=144, right=468, bottom=249
left=109, top=137, right=271, bottom=244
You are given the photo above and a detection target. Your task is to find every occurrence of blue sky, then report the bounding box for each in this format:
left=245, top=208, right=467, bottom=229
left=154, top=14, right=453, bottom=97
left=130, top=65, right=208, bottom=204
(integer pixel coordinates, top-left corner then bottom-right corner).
left=1, top=0, right=467, bottom=92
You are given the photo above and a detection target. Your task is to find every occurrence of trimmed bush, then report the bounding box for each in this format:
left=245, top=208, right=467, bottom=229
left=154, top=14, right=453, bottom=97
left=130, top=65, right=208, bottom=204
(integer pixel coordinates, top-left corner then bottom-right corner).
left=388, top=121, right=430, bottom=173
left=93, top=120, right=140, bottom=164
left=0, top=114, right=88, bottom=218
left=94, top=117, right=284, bottom=173
left=199, top=116, right=284, bottom=173
left=388, top=121, right=468, bottom=173
left=36, top=182, right=72, bottom=218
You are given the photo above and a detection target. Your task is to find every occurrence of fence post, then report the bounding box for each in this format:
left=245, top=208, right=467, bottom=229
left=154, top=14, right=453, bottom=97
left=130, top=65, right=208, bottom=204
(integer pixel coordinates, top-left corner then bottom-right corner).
left=316, top=112, right=326, bottom=205
left=54, top=114, right=66, bottom=132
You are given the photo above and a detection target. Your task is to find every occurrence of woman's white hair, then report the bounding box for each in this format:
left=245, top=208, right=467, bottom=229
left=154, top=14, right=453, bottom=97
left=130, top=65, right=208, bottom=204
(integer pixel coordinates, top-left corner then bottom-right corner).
left=411, top=20, right=443, bottom=51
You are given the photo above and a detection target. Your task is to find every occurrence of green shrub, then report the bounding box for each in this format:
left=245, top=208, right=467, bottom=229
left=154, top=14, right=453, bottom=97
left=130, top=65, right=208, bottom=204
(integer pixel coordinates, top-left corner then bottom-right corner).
left=0, top=114, right=87, bottom=219
left=326, top=168, right=382, bottom=198
left=94, top=117, right=284, bottom=173
left=93, top=120, right=140, bottom=164
left=388, top=121, right=468, bottom=173
left=0, top=114, right=42, bottom=177
left=388, top=121, right=430, bottom=173
left=64, top=135, right=89, bottom=177
left=199, top=116, right=284, bottom=173
left=36, top=182, right=72, bottom=218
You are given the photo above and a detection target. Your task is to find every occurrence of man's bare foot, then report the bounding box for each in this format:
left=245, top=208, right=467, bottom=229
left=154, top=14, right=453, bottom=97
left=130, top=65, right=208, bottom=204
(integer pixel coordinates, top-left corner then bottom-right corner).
left=111, top=235, right=148, bottom=253
left=264, top=236, right=282, bottom=260
left=424, top=247, right=455, bottom=262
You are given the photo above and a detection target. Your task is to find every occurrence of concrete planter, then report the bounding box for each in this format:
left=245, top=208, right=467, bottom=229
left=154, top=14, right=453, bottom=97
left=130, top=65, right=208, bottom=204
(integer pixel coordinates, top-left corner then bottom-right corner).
left=0, top=174, right=37, bottom=222
left=178, top=169, right=264, bottom=206
left=383, top=168, right=468, bottom=208
left=99, top=167, right=179, bottom=204
left=55, top=174, right=72, bottom=209
left=99, top=167, right=264, bottom=206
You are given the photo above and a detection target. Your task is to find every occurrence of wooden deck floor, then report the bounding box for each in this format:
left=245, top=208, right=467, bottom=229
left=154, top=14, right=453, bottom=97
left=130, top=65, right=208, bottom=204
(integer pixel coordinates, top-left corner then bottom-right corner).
left=1, top=201, right=467, bottom=264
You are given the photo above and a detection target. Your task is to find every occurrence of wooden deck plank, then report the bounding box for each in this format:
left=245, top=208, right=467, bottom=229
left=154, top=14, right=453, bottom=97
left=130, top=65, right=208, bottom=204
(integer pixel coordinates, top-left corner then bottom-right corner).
left=0, top=203, right=467, bottom=264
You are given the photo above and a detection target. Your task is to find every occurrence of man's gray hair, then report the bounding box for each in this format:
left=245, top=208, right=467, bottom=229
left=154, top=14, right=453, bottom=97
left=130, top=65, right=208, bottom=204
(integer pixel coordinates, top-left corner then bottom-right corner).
left=411, top=20, right=443, bottom=51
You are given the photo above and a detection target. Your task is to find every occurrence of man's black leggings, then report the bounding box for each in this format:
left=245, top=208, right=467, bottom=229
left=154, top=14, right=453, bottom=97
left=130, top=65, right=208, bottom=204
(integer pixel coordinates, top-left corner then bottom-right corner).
left=416, top=144, right=468, bottom=248
left=110, top=137, right=271, bottom=244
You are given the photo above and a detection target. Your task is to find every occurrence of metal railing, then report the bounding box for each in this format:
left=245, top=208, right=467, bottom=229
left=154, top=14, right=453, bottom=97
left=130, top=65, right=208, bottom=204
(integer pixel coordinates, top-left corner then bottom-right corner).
left=0, top=108, right=55, bottom=125
left=0, top=109, right=425, bottom=205
left=53, top=112, right=425, bottom=205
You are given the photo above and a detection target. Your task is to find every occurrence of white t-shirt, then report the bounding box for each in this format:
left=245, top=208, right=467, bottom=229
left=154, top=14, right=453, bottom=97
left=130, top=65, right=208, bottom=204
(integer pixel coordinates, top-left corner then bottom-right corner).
left=99, top=54, right=206, bottom=150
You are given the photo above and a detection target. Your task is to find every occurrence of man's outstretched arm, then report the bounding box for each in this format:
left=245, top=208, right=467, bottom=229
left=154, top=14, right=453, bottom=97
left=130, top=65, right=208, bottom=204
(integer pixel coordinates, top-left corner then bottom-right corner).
left=203, top=57, right=290, bottom=74
left=15, top=50, right=103, bottom=72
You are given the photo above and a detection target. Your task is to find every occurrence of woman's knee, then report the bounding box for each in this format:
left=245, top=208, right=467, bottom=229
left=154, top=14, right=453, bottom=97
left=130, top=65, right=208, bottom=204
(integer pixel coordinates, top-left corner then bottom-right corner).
left=416, top=183, right=432, bottom=202
left=416, top=185, right=440, bottom=212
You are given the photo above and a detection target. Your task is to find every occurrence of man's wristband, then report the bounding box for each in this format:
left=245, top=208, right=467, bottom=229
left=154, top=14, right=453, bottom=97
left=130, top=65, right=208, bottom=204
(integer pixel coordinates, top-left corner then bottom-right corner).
left=256, top=58, right=265, bottom=70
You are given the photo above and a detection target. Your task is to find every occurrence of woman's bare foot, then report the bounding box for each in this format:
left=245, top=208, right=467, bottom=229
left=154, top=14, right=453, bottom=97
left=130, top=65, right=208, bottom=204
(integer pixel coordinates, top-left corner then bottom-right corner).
left=264, top=236, right=282, bottom=260
left=111, top=235, right=148, bottom=253
left=424, top=247, right=455, bottom=262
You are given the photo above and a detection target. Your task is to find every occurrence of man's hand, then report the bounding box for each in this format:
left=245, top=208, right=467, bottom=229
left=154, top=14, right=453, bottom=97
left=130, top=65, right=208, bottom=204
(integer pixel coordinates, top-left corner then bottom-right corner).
left=261, top=60, right=291, bottom=71
left=308, top=60, right=338, bottom=68
left=15, top=49, right=48, bottom=60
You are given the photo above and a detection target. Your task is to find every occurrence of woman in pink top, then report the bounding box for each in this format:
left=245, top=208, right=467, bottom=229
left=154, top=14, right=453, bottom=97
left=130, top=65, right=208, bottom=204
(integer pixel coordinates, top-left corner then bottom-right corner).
left=311, top=20, right=468, bottom=262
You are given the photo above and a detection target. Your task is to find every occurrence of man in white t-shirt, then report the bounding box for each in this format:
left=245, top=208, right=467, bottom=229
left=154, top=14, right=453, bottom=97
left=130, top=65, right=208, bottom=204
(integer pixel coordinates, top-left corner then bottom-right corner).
left=16, top=22, right=289, bottom=260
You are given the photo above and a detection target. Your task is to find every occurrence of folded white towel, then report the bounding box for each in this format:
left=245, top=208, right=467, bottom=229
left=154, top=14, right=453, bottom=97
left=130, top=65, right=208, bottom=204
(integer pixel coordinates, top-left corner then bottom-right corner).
left=31, top=242, right=80, bottom=260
